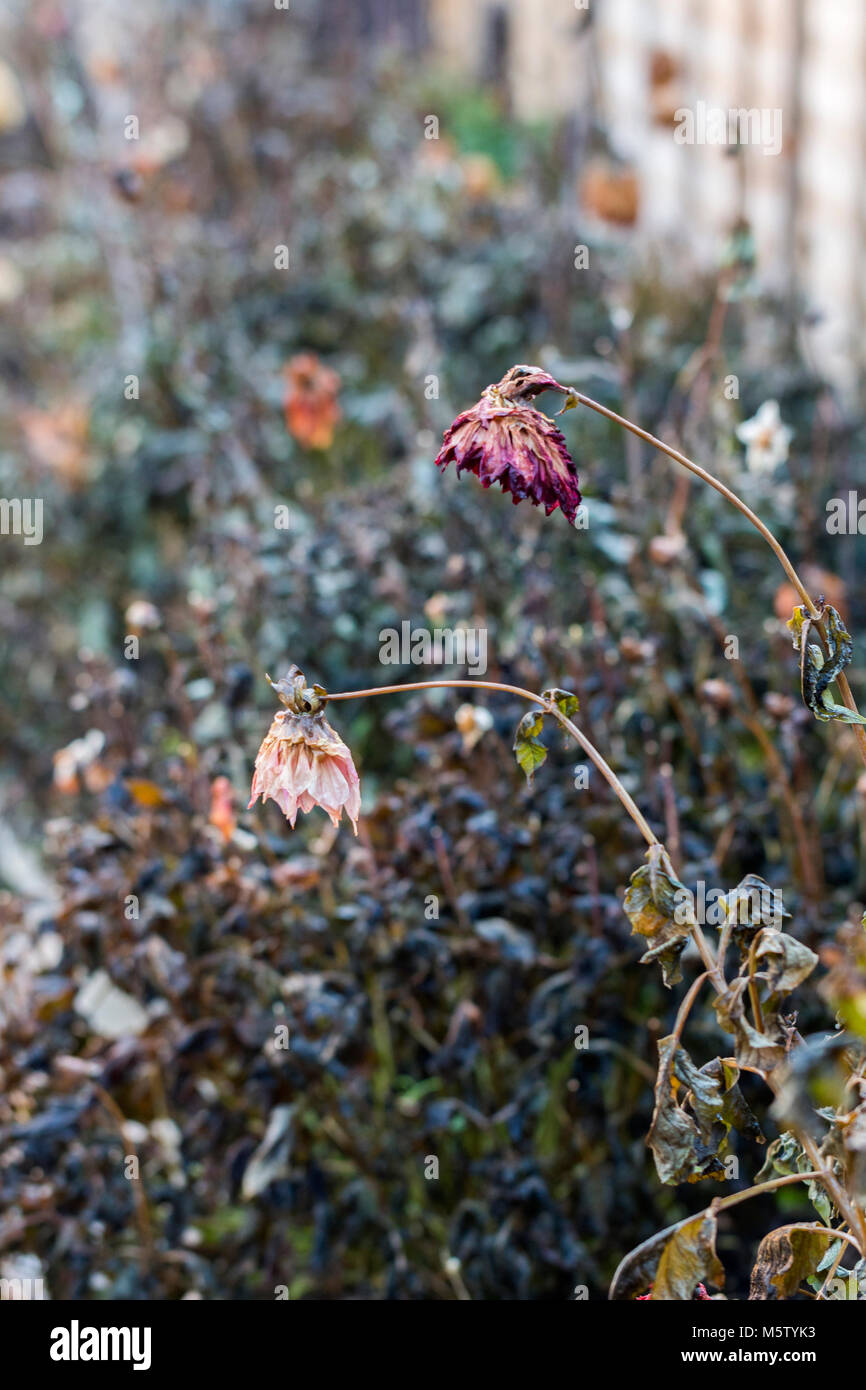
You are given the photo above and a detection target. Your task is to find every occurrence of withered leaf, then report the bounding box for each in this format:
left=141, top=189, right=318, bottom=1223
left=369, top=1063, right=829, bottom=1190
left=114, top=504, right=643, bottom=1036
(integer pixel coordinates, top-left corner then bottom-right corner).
left=653, top=1209, right=725, bottom=1300
left=713, top=976, right=789, bottom=1071
left=608, top=1207, right=724, bottom=1301
left=648, top=1036, right=762, bottom=1185
left=713, top=932, right=814, bottom=1073
left=787, top=603, right=866, bottom=725
left=723, top=874, right=789, bottom=958
left=623, top=847, right=694, bottom=988
left=749, top=1223, right=836, bottom=1300
left=754, top=930, right=818, bottom=1000
left=648, top=1035, right=715, bottom=1185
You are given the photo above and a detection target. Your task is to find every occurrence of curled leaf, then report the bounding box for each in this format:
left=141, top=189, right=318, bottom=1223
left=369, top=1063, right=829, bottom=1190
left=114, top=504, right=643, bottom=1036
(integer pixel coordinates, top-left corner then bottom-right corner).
left=754, top=930, right=818, bottom=1001
left=723, top=874, right=789, bottom=958
left=648, top=1036, right=762, bottom=1185
left=756, top=1131, right=835, bottom=1223
left=713, top=976, right=791, bottom=1071
left=787, top=603, right=866, bottom=724
left=512, top=710, right=547, bottom=785
left=541, top=687, right=579, bottom=719
left=714, top=925, right=816, bottom=1072
left=749, top=1223, right=836, bottom=1300
left=609, top=1207, right=724, bottom=1301
left=623, top=846, right=694, bottom=988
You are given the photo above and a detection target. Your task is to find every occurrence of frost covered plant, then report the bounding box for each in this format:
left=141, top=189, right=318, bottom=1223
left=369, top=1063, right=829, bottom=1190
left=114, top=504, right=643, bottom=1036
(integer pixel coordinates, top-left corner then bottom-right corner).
left=248, top=658, right=866, bottom=1297
left=250, top=361, right=866, bottom=1300
left=435, top=364, right=582, bottom=522
left=248, top=666, right=360, bottom=833
left=735, top=399, right=793, bottom=473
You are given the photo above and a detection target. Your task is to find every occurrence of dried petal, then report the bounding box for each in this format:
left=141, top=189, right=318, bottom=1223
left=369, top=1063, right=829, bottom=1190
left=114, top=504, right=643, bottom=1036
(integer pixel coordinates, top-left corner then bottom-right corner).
left=248, top=668, right=360, bottom=833
left=436, top=365, right=581, bottom=523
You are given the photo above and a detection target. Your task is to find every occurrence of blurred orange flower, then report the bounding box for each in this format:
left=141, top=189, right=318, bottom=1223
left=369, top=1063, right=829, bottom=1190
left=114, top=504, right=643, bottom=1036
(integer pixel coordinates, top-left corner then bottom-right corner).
left=283, top=353, right=341, bottom=450
left=209, top=776, right=236, bottom=842
left=20, top=399, right=90, bottom=487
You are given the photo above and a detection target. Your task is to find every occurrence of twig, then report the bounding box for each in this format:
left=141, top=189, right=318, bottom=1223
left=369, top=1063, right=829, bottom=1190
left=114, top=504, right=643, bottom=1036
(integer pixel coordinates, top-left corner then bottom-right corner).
left=568, top=389, right=866, bottom=769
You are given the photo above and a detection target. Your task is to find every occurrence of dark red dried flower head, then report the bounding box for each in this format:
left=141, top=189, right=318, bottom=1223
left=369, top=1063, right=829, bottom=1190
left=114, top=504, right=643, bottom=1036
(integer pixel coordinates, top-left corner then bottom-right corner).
left=435, top=365, right=581, bottom=523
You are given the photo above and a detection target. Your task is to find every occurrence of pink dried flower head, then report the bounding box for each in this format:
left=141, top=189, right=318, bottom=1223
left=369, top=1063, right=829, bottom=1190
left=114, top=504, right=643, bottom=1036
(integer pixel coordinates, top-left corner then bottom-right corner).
left=248, top=666, right=361, bottom=834
left=435, top=364, right=581, bottom=523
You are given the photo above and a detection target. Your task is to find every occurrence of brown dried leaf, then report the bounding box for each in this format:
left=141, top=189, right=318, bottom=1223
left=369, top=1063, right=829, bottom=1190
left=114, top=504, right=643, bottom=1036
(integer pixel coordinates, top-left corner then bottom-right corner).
left=749, top=1223, right=835, bottom=1300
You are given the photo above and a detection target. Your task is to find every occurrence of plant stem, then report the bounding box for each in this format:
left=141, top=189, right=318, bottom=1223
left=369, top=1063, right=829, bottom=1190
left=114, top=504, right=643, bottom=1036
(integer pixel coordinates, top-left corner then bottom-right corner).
left=328, top=675, right=864, bottom=1245
left=746, top=928, right=767, bottom=1034
left=670, top=971, right=709, bottom=1049
left=569, top=389, right=866, bottom=769
left=330, top=677, right=725, bottom=986
left=715, top=1169, right=824, bottom=1212
left=329, top=678, right=659, bottom=844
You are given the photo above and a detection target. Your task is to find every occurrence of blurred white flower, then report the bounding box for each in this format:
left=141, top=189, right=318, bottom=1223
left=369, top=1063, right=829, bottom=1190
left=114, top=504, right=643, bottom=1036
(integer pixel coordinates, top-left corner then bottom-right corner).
left=735, top=400, right=792, bottom=473
left=455, top=703, right=493, bottom=752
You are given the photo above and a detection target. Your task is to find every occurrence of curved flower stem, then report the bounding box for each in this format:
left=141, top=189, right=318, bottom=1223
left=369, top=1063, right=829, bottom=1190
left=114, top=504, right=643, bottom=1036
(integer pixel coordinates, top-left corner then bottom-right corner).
left=569, top=389, right=866, bottom=769
left=545, top=707, right=724, bottom=990
left=328, top=678, right=548, bottom=707
left=670, top=971, right=710, bottom=1048
left=715, top=1169, right=824, bottom=1212
left=329, top=678, right=725, bottom=986
left=329, top=678, right=656, bottom=840
left=329, top=676, right=864, bottom=1247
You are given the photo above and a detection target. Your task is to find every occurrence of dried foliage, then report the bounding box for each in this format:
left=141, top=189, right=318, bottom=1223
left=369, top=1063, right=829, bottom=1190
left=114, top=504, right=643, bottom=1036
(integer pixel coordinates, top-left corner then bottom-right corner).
left=1, top=0, right=866, bottom=1303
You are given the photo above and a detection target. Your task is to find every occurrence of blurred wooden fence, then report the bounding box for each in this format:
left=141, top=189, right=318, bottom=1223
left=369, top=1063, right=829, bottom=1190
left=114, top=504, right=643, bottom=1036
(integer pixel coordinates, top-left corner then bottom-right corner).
left=425, top=0, right=866, bottom=400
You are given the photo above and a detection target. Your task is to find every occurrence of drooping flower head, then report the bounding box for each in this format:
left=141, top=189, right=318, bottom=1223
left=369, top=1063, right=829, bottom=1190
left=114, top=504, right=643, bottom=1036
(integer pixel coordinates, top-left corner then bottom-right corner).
left=248, top=666, right=360, bottom=834
left=435, top=364, right=581, bottom=522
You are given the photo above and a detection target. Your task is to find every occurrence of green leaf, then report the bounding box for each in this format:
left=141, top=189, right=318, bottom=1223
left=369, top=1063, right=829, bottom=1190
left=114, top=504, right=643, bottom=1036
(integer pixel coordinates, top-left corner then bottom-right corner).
left=512, top=710, right=547, bottom=785
left=541, top=686, right=579, bottom=719
left=756, top=1132, right=834, bottom=1224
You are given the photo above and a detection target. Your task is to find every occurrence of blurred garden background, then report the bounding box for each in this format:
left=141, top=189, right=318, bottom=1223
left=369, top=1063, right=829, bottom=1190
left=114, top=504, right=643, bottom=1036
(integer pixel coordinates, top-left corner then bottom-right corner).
left=1, top=0, right=865, bottom=1300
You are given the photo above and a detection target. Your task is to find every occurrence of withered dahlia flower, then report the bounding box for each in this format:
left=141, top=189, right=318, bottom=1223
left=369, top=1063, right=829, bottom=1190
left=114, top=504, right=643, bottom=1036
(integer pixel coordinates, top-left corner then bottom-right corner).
left=435, top=364, right=581, bottom=523
left=248, top=666, right=360, bottom=834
